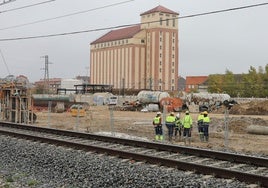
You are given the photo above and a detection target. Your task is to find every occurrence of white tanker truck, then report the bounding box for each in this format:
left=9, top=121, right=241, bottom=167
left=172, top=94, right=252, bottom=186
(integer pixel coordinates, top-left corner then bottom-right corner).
left=137, top=90, right=170, bottom=104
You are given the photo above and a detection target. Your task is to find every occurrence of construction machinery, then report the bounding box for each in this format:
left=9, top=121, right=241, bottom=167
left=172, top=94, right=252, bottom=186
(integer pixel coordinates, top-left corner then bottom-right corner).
left=159, top=97, right=188, bottom=112
left=137, top=91, right=186, bottom=112
left=185, top=93, right=231, bottom=112
left=70, top=104, right=86, bottom=117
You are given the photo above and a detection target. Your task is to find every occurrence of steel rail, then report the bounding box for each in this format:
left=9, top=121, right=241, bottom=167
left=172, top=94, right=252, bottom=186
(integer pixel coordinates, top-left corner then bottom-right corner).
left=0, top=128, right=267, bottom=187
left=1, top=122, right=267, bottom=167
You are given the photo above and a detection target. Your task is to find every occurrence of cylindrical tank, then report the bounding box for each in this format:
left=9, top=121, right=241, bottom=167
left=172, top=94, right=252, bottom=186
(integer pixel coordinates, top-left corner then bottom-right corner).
left=137, top=90, right=170, bottom=104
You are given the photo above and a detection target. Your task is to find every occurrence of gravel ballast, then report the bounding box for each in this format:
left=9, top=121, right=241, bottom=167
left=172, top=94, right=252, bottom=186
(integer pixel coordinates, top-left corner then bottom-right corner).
left=0, top=135, right=250, bottom=188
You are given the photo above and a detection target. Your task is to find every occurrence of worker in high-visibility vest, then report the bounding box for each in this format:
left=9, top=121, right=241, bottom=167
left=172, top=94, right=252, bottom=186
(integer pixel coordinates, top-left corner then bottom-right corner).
left=165, top=112, right=176, bottom=142
left=182, top=110, right=193, bottom=145
left=174, top=113, right=183, bottom=141
left=202, top=111, right=210, bottom=142
left=152, top=112, right=163, bottom=141
left=197, top=111, right=204, bottom=141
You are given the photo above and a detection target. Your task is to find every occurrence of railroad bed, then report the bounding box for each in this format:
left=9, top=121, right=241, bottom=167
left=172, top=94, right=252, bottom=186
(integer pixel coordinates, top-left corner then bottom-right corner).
left=0, top=122, right=267, bottom=187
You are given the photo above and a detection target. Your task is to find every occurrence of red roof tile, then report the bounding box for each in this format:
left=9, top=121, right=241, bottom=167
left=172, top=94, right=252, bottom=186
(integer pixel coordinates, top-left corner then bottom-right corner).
left=91, top=24, right=141, bottom=44
left=186, top=76, right=208, bottom=85
left=185, top=76, right=208, bottom=92
left=140, top=5, right=179, bottom=16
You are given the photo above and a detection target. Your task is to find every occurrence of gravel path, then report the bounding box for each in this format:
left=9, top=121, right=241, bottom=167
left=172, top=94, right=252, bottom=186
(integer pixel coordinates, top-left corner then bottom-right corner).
left=0, top=135, right=251, bottom=188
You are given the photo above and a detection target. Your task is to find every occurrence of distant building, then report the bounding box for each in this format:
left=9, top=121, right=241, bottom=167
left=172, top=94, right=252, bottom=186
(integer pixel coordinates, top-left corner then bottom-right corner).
left=60, top=78, right=83, bottom=94
left=185, top=76, right=208, bottom=93
left=34, top=78, right=61, bottom=94
left=178, top=76, right=186, bottom=91
left=90, top=5, right=179, bottom=91
left=76, top=75, right=90, bottom=84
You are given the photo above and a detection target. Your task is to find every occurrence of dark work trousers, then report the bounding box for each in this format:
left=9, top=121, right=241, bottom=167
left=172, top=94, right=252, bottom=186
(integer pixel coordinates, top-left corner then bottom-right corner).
left=203, top=124, right=209, bottom=137
left=165, top=123, right=175, bottom=138
left=154, top=125, right=163, bottom=135
left=174, top=126, right=182, bottom=137
left=183, top=128, right=191, bottom=138
left=197, top=122, right=204, bottom=133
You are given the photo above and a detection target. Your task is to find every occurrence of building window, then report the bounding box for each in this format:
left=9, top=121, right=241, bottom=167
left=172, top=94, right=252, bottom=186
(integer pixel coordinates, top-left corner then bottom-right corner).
left=172, top=62, right=174, bottom=66
left=172, top=46, right=175, bottom=51
left=172, top=54, right=174, bottom=58
left=172, top=69, right=174, bottom=73
left=160, top=37, right=162, bottom=42
left=166, top=19, right=169, bottom=26
left=173, top=39, right=175, bottom=43
left=172, top=86, right=174, bottom=91
left=172, top=79, right=174, bottom=83
left=126, top=39, right=128, bottom=43
left=160, top=61, right=162, bottom=65
left=160, top=18, right=162, bottom=25
left=159, top=68, right=162, bottom=72
left=160, top=53, right=162, bottom=58
left=159, top=79, right=162, bottom=83
left=173, top=19, right=175, bottom=27
left=160, top=45, right=162, bottom=50
left=141, top=39, right=145, bottom=43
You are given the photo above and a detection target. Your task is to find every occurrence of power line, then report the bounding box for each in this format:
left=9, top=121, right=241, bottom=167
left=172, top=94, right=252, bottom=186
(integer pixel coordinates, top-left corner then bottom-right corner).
left=0, top=0, right=16, bottom=6
left=0, top=0, right=56, bottom=14
left=0, top=0, right=135, bottom=30
left=0, top=2, right=268, bottom=42
left=179, top=2, right=268, bottom=19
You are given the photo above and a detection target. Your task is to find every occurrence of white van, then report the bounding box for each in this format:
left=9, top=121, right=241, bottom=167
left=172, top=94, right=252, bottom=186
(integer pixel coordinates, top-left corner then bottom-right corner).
left=107, top=96, right=118, bottom=105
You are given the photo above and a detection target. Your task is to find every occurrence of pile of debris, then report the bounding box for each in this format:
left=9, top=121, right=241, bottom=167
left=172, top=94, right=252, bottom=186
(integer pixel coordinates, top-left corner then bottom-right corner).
left=230, top=100, right=268, bottom=115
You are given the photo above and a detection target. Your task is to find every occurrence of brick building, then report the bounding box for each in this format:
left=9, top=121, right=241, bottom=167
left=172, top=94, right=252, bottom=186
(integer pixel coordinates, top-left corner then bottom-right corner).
left=90, top=5, right=179, bottom=91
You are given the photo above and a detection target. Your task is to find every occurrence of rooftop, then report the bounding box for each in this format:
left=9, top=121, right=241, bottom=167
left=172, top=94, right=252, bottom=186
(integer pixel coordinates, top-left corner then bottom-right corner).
left=90, top=24, right=141, bottom=44
left=140, top=5, right=179, bottom=16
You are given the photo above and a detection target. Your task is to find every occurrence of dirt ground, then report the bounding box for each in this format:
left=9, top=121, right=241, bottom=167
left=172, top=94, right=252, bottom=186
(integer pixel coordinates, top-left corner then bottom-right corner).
left=34, top=101, right=268, bottom=156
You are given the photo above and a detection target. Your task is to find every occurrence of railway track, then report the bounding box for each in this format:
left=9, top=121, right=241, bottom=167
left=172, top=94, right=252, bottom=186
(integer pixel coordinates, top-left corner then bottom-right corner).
left=0, top=121, right=267, bottom=187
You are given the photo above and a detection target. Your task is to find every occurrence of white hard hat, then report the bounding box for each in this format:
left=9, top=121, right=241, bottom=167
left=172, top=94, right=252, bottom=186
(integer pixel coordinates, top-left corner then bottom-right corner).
left=176, top=113, right=180, bottom=118
left=156, top=111, right=161, bottom=115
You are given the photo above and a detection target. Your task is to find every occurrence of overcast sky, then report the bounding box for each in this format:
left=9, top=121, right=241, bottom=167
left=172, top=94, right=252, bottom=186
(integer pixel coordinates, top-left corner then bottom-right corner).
left=0, top=0, right=267, bottom=82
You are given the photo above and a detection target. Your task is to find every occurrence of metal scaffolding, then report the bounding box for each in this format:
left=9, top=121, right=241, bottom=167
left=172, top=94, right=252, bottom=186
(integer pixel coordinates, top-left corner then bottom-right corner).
left=0, top=81, right=35, bottom=124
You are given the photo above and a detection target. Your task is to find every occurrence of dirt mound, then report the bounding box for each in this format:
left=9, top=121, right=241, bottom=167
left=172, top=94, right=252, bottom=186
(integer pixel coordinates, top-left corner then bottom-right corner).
left=230, top=100, right=268, bottom=115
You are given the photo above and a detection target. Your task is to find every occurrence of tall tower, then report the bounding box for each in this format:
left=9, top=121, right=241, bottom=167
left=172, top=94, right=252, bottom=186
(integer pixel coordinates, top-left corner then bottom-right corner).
left=140, top=6, right=179, bottom=91
left=90, top=5, right=179, bottom=91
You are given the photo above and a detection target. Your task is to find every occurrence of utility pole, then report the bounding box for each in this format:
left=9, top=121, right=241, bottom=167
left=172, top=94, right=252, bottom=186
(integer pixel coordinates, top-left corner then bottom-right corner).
left=85, top=66, right=89, bottom=83
left=149, top=77, right=153, bottom=90
left=41, top=55, right=52, bottom=94
left=122, top=78, right=125, bottom=96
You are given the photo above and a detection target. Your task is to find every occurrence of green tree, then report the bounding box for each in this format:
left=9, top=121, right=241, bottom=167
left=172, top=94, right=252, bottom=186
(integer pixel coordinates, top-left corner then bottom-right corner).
left=207, top=74, right=224, bottom=93
left=242, top=66, right=263, bottom=97
left=260, top=64, right=268, bottom=97
left=222, top=69, right=238, bottom=97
